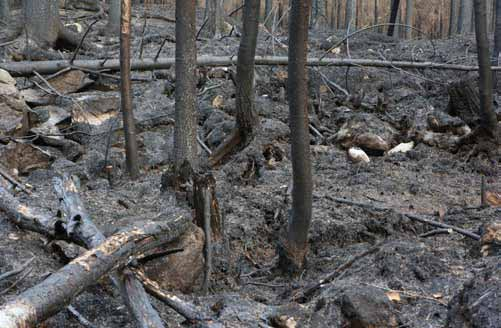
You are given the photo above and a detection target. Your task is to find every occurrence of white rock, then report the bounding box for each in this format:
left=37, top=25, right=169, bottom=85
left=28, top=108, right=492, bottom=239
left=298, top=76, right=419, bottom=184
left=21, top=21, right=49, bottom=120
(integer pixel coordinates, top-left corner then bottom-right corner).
left=0, top=69, right=16, bottom=85
left=348, top=147, right=370, bottom=163
left=388, top=141, right=414, bottom=155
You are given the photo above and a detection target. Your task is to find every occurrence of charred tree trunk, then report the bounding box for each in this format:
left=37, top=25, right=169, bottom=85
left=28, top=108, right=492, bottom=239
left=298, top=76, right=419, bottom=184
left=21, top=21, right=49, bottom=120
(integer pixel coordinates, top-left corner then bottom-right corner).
left=174, top=0, right=198, bottom=171
left=374, top=0, right=379, bottom=26
left=107, top=0, right=121, bottom=35
left=120, top=0, right=140, bottom=179
left=493, top=0, right=501, bottom=87
left=265, top=0, right=273, bottom=30
left=209, top=0, right=260, bottom=166
left=345, top=0, right=355, bottom=29
left=337, top=0, right=343, bottom=29
left=204, top=0, right=224, bottom=38
left=279, top=0, right=313, bottom=274
left=449, top=0, right=457, bottom=36
left=458, top=0, right=473, bottom=34
left=405, top=0, right=413, bottom=38
left=473, top=0, right=500, bottom=138
left=387, top=0, right=401, bottom=36
left=0, top=0, right=9, bottom=21
left=23, top=0, right=60, bottom=47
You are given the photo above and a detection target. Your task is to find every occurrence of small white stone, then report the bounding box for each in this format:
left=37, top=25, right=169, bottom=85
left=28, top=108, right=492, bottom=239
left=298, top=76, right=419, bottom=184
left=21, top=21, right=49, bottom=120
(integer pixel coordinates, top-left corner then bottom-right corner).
left=388, top=141, right=414, bottom=155
left=348, top=147, right=370, bottom=163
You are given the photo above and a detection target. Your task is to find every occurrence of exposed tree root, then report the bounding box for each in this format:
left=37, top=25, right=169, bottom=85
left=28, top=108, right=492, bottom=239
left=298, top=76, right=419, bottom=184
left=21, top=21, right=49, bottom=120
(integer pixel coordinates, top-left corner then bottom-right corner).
left=208, top=129, right=242, bottom=166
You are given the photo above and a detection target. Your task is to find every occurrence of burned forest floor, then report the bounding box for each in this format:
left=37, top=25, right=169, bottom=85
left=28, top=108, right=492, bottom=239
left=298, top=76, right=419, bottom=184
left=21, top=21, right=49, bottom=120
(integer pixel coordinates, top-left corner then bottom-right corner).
left=1, top=5, right=501, bottom=328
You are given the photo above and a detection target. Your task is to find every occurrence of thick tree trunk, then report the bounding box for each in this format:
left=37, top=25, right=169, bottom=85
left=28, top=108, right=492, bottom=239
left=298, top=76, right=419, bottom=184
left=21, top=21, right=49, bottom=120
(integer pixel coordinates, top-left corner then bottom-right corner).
left=120, top=0, right=140, bottom=179
left=0, top=215, right=189, bottom=328
left=204, top=0, right=224, bottom=38
left=23, top=0, right=60, bottom=47
left=405, top=0, right=413, bottom=38
left=0, top=0, right=9, bottom=20
left=458, top=0, right=473, bottom=34
left=175, top=0, right=198, bottom=171
left=107, top=0, right=121, bottom=35
left=387, top=0, right=401, bottom=36
left=208, top=0, right=260, bottom=166
left=473, top=0, right=500, bottom=138
left=449, top=0, right=457, bottom=36
left=280, top=0, right=313, bottom=274
left=493, top=0, right=501, bottom=87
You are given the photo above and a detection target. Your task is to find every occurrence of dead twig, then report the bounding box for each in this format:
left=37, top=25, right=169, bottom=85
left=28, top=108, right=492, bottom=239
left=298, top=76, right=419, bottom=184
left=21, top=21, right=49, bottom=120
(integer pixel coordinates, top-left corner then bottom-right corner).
left=0, top=258, right=34, bottom=284
left=0, top=165, right=32, bottom=195
left=67, top=305, right=98, bottom=328
left=293, top=242, right=383, bottom=302
left=0, top=266, right=33, bottom=296
left=70, top=19, right=99, bottom=64
left=419, top=228, right=453, bottom=238
left=327, top=196, right=481, bottom=240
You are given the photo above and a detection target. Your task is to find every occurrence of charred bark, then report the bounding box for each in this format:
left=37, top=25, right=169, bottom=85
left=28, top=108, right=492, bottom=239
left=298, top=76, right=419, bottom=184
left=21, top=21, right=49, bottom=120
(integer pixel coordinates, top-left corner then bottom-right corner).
left=174, top=0, right=198, bottom=172
left=279, top=0, right=313, bottom=274
left=0, top=0, right=9, bottom=21
left=209, top=0, right=260, bottom=166
left=458, top=0, right=473, bottom=34
left=449, top=0, right=457, bottom=36
left=387, top=0, right=401, bottom=36
left=120, top=0, right=140, bottom=179
left=107, top=0, right=121, bottom=35
left=405, top=0, right=413, bottom=38
left=493, top=0, right=501, bottom=87
left=204, top=0, right=224, bottom=39
left=473, top=0, right=500, bottom=138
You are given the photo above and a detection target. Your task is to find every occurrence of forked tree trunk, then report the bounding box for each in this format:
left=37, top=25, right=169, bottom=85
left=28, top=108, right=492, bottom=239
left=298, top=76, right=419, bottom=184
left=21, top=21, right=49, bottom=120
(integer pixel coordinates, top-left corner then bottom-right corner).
left=473, top=0, right=500, bottom=138
left=174, top=0, right=198, bottom=171
left=405, top=0, right=413, bottom=38
left=0, top=0, right=9, bottom=20
left=107, top=0, right=121, bottom=35
left=388, top=0, right=401, bottom=36
left=23, top=0, right=60, bottom=47
left=209, top=0, right=260, bottom=166
left=279, top=0, right=313, bottom=274
left=493, top=0, right=501, bottom=87
left=120, top=0, right=140, bottom=179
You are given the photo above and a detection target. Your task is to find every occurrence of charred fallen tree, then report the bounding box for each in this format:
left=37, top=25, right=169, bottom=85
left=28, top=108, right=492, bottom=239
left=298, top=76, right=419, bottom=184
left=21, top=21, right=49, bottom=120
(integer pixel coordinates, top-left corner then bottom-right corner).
left=1, top=56, right=500, bottom=76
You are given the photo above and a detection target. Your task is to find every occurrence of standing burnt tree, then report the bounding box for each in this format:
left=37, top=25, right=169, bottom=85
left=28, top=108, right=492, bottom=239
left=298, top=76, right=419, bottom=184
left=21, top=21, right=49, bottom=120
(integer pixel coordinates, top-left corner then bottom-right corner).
left=404, top=0, right=413, bottom=39
left=0, top=0, right=9, bottom=21
left=493, top=0, right=501, bottom=87
left=209, top=0, right=261, bottom=166
left=458, top=0, right=473, bottom=34
left=449, top=0, right=457, bottom=36
left=174, top=0, right=198, bottom=173
left=23, top=0, right=81, bottom=48
left=279, top=0, right=313, bottom=274
left=387, top=0, right=401, bottom=36
left=473, top=0, right=500, bottom=139
left=345, top=0, right=355, bottom=29
left=107, top=0, right=121, bottom=35
left=120, top=0, right=140, bottom=179
left=204, top=0, right=224, bottom=39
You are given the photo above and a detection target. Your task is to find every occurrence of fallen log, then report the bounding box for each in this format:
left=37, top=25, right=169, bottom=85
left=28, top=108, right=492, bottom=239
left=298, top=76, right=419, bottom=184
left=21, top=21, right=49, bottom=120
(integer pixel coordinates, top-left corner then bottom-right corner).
left=1, top=56, right=499, bottom=76
left=53, top=175, right=165, bottom=328
left=0, top=213, right=189, bottom=328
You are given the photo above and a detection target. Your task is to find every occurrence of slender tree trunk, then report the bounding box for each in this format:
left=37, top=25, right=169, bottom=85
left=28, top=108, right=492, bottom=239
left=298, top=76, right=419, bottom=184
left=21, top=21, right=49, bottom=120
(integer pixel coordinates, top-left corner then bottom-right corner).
left=265, top=0, right=273, bottom=30
left=458, top=0, right=473, bottom=34
left=175, top=0, right=198, bottom=171
left=473, top=0, right=500, bottom=138
left=208, top=0, right=260, bottom=166
left=280, top=0, right=313, bottom=273
left=345, top=0, right=354, bottom=29
left=204, top=0, right=224, bottom=38
left=387, top=0, right=400, bottom=36
left=107, top=0, right=121, bottom=35
left=23, top=0, right=60, bottom=47
left=493, top=0, right=501, bottom=87
left=337, top=0, right=343, bottom=29
left=405, top=0, right=413, bottom=38
left=330, top=0, right=336, bottom=29
left=120, top=0, right=140, bottom=179
left=374, top=0, right=379, bottom=30
left=0, top=0, right=9, bottom=20
left=449, top=0, right=457, bottom=36
left=235, top=0, right=260, bottom=143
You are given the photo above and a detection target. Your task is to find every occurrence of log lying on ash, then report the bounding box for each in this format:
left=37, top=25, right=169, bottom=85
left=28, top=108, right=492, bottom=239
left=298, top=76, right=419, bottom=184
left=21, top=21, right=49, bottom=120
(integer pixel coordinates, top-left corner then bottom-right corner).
left=1, top=56, right=500, bottom=76
left=0, top=214, right=189, bottom=328
left=53, top=175, right=165, bottom=328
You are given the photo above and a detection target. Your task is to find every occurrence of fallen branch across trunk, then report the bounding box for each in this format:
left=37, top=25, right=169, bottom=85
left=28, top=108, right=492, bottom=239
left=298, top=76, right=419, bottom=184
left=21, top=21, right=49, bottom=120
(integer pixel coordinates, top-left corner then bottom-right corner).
left=1, top=56, right=499, bottom=76
left=0, top=214, right=189, bottom=328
